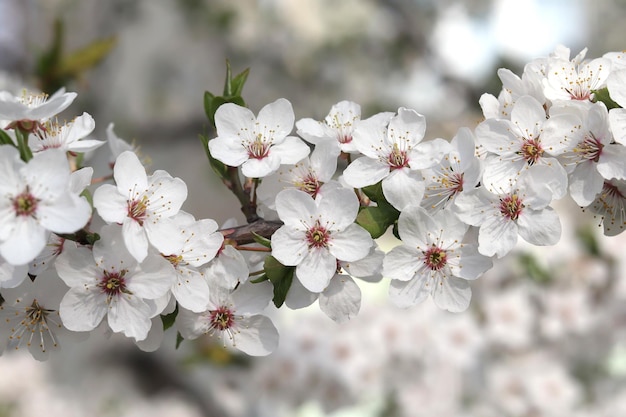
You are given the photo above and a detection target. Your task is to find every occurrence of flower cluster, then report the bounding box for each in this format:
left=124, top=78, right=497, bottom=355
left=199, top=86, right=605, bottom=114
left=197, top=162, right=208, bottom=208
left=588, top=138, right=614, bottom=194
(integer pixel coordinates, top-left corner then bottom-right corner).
left=0, top=44, right=625, bottom=361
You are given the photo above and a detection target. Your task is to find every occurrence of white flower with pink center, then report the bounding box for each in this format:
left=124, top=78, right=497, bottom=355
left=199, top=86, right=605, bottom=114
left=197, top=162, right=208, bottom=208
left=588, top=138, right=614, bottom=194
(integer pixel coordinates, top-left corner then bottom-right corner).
left=176, top=280, right=278, bottom=356
left=343, top=107, right=450, bottom=211
left=476, top=95, right=578, bottom=199
left=0, top=146, right=91, bottom=267
left=0, top=89, right=76, bottom=132
left=208, top=98, right=310, bottom=178
left=29, top=112, right=104, bottom=154
left=296, top=100, right=394, bottom=154
left=93, top=150, right=188, bottom=263
left=271, top=187, right=373, bottom=293
left=161, top=211, right=224, bottom=313
left=588, top=179, right=626, bottom=236
left=383, top=205, right=492, bottom=312
left=543, top=54, right=611, bottom=103
left=454, top=167, right=562, bottom=258
left=552, top=102, right=626, bottom=206
left=421, top=127, right=482, bottom=214
left=55, top=224, right=173, bottom=341
left=256, top=141, right=341, bottom=213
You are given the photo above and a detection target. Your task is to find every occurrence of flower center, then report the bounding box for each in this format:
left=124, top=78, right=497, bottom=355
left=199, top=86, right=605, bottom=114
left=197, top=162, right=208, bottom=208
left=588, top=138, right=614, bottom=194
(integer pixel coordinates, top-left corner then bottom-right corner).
left=388, top=143, right=409, bottom=170
left=25, top=299, right=52, bottom=324
left=295, top=173, right=321, bottom=198
left=519, top=138, right=543, bottom=165
left=128, top=195, right=149, bottom=225
left=575, top=134, right=603, bottom=162
left=164, top=254, right=183, bottom=268
left=441, top=171, right=464, bottom=194
left=13, top=189, right=38, bottom=217
left=306, top=221, right=330, bottom=249
left=499, top=193, right=524, bottom=220
left=98, top=270, right=131, bottom=300
left=209, top=306, right=235, bottom=331
left=424, top=246, right=447, bottom=271
left=247, top=135, right=270, bottom=159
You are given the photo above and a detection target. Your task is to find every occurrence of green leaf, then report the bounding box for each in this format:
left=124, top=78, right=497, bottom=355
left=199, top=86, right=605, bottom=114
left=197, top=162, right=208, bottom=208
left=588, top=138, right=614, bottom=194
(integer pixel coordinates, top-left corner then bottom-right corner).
left=204, top=91, right=215, bottom=121
left=0, top=129, right=15, bottom=146
left=593, top=87, right=621, bottom=110
left=175, top=331, right=184, bottom=349
left=264, top=255, right=295, bottom=308
left=231, top=68, right=250, bottom=97
left=249, top=273, right=269, bottom=284
left=58, top=36, right=117, bottom=79
left=361, top=181, right=385, bottom=203
left=160, top=304, right=179, bottom=331
left=223, top=59, right=234, bottom=96
left=86, top=232, right=100, bottom=246
left=200, top=133, right=229, bottom=181
left=206, top=96, right=227, bottom=127
left=251, top=232, right=272, bottom=248
left=356, top=203, right=400, bottom=239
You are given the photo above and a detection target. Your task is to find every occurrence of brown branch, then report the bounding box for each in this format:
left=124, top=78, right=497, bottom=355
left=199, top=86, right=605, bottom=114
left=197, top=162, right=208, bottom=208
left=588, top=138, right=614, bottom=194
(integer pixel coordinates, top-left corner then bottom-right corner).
left=219, top=219, right=283, bottom=245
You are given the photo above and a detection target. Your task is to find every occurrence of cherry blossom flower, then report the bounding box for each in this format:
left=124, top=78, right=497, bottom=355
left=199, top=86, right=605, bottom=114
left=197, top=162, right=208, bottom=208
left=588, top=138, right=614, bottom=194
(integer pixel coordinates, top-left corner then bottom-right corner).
left=161, top=211, right=223, bottom=312
left=552, top=102, right=626, bottom=206
left=176, top=280, right=278, bottom=356
left=0, top=273, right=79, bottom=361
left=0, top=146, right=91, bottom=266
left=208, top=98, right=310, bottom=178
left=588, top=179, right=626, bottom=236
left=384, top=205, right=492, bottom=312
left=55, top=224, right=173, bottom=341
left=296, top=100, right=394, bottom=154
left=454, top=167, right=562, bottom=258
left=256, top=141, right=341, bottom=213
left=271, top=187, right=372, bottom=293
left=93, top=150, right=188, bottom=262
left=421, top=127, right=482, bottom=214
left=343, top=107, right=449, bottom=211
left=0, top=89, right=76, bottom=132
left=29, top=112, right=104, bottom=154
left=475, top=95, right=577, bottom=199
left=543, top=53, right=611, bottom=103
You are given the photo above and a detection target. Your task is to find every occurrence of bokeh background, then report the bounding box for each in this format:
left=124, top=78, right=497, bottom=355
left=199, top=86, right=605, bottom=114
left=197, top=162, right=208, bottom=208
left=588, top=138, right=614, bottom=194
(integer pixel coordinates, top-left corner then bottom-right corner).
left=1, top=0, right=626, bottom=416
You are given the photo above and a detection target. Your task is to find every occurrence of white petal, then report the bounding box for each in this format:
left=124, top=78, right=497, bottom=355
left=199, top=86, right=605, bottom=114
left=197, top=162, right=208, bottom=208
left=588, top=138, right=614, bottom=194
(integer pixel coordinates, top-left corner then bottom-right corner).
left=270, top=136, right=311, bottom=165
left=383, top=245, right=422, bottom=282
left=478, top=216, right=518, bottom=258
left=328, top=223, right=372, bottom=262
left=319, top=275, right=361, bottom=323
left=388, top=277, right=428, bottom=308
left=296, top=249, right=335, bottom=292
left=235, top=315, right=279, bottom=356
left=107, top=296, right=153, bottom=341
left=59, top=288, right=107, bottom=332
left=342, top=157, right=389, bottom=188
left=382, top=169, right=424, bottom=211
left=431, top=277, right=472, bottom=312
left=231, top=280, right=273, bottom=315
left=270, top=227, right=308, bottom=266
left=122, top=219, right=149, bottom=262
left=114, top=151, right=148, bottom=194
left=93, top=184, right=129, bottom=223
left=517, top=208, right=561, bottom=246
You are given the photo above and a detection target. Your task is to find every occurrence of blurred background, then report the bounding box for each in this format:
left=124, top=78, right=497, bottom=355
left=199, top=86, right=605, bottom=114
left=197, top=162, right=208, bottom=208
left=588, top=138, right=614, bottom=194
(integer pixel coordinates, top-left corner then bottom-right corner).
left=1, top=0, right=626, bottom=416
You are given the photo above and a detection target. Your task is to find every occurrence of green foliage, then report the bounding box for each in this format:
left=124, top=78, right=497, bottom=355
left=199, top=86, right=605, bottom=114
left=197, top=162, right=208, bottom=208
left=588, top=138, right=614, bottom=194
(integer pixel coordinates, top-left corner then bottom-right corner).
left=264, top=255, right=295, bottom=308
left=356, top=181, right=400, bottom=239
left=251, top=232, right=272, bottom=248
left=161, top=304, right=179, bottom=331
left=518, top=252, right=552, bottom=284
left=35, top=18, right=116, bottom=94
left=203, top=61, right=249, bottom=127
left=593, top=87, right=621, bottom=110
